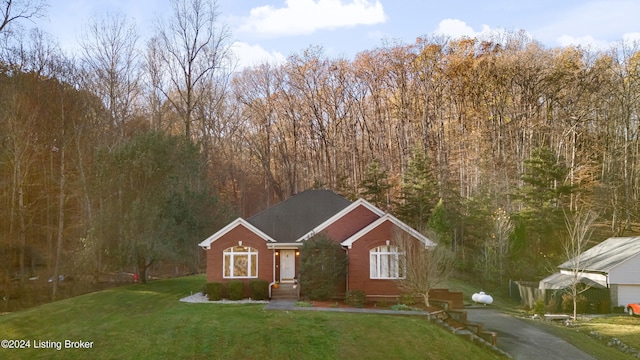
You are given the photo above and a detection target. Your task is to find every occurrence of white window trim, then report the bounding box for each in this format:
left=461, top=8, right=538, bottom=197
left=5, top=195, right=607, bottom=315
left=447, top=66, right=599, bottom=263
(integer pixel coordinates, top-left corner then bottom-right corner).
left=223, top=246, right=258, bottom=279
left=370, top=244, right=405, bottom=279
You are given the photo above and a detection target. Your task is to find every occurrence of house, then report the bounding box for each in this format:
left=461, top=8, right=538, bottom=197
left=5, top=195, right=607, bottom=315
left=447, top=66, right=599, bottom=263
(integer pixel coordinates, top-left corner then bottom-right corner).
left=539, top=236, right=640, bottom=309
left=198, top=189, right=435, bottom=300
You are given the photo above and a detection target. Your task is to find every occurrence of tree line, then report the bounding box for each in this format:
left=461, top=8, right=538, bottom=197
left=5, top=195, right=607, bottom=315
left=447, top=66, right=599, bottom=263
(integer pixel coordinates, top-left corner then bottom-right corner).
left=1, top=0, right=640, bottom=306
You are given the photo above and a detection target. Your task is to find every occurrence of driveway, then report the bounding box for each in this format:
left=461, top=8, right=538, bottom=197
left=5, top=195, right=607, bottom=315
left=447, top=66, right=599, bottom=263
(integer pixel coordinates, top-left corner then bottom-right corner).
left=466, top=307, right=596, bottom=360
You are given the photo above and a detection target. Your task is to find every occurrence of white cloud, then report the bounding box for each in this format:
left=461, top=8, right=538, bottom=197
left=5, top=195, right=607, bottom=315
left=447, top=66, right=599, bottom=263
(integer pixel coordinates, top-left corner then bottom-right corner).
left=434, top=19, right=492, bottom=39
left=237, top=0, right=387, bottom=37
left=231, top=42, right=287, bottom=70
left=534, top=1, right=640, bottom=49
left=556, top=35, right=610, bottom=50
left=556, top=32, right=640, bottom=50
left=623, top=32, right=640, bottom=44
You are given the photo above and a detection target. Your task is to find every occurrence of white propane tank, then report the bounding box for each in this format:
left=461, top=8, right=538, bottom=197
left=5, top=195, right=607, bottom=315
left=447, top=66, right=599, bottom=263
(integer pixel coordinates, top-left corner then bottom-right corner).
left=472, top=291, right=493, bottom=305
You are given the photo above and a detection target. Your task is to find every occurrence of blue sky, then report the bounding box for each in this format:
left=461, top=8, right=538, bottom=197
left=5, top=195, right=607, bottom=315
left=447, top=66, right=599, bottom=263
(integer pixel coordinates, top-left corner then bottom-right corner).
left=36, top=0, right=640, bottom=68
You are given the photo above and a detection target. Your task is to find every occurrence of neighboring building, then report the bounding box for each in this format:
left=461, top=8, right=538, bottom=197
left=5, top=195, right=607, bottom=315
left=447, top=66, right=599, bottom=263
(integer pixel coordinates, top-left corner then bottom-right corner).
left=198, top=189, right=435, bottom=300
left=540, top=236, right=640, bottom=308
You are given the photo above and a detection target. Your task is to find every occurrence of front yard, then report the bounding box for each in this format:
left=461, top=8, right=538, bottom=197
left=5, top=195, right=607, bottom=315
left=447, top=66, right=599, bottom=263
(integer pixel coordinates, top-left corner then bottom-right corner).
left=0, top=275, right=503, bottom=359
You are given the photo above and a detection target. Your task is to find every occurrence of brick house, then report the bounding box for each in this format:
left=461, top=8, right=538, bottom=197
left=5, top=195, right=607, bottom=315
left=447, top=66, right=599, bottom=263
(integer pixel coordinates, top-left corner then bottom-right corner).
left=198, top=189, right=435, bottom=300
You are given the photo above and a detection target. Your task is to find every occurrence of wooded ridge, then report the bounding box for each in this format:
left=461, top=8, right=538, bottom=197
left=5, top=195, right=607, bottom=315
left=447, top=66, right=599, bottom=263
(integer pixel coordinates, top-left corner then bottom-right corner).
left=1, top=0, right=639, bottom=307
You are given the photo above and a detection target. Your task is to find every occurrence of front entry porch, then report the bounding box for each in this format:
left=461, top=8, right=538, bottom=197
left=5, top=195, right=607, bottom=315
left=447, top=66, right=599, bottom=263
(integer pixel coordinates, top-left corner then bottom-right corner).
left=271, top=246, right=300, bottom=299
left=271, top=282, right=299, bottom=300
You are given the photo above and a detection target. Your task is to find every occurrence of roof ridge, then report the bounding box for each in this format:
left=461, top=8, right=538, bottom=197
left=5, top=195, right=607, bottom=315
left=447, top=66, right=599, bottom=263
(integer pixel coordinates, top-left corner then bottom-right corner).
left=247, top=189, right=342, bottom=221
left=246, top=189, right=352, bottom=243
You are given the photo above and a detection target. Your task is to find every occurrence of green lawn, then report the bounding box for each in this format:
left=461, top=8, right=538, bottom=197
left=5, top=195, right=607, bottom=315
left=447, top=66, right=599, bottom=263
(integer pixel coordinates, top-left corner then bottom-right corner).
left=528, top=315, right=640, bottom=360
left=0, top=275, right=503, bottom=360
left=578, top=315, right=640, bottom=350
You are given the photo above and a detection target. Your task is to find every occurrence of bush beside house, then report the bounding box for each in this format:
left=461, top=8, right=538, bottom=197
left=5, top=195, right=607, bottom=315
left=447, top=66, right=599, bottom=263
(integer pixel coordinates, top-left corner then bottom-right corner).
left=203, top=282, right=223, bottom=301
left=227, top=281, right=244, bottom=300
left=249, top=279, right=269, bottom=300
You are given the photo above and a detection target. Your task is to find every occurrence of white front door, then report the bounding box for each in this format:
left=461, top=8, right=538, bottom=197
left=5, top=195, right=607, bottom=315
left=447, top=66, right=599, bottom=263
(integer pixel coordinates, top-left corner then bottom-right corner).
left=280, top=250, right=296, bottom=281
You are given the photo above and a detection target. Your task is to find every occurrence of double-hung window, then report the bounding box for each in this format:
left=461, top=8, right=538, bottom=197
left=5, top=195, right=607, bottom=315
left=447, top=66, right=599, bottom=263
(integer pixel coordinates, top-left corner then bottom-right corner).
left=370, top=245, right=405, bottom=279
left=223, top=246, right=258, bottom=278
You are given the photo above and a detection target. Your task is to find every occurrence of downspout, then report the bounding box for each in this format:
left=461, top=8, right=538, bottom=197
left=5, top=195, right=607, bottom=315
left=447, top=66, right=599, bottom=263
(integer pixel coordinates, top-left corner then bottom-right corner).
left=342, top=246, right=349, bottom=293
left=269, top=248, right=276, bottom=298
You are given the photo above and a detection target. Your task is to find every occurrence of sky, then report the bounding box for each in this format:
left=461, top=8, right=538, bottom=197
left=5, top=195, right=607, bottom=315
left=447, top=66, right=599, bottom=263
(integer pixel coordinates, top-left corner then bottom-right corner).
left=34, top=0, right=640, bottom=69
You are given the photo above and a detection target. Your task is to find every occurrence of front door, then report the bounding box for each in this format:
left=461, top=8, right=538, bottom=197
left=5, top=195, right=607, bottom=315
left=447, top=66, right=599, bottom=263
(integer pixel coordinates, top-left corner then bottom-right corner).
left=280, top=250, right=296, bottom=282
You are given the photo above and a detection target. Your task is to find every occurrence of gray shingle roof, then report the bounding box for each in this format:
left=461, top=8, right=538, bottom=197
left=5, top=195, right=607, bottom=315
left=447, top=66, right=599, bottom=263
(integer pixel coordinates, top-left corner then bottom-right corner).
left=246, top=189, right=352, bottom=243
left=557, top=236, right=640, bottom=273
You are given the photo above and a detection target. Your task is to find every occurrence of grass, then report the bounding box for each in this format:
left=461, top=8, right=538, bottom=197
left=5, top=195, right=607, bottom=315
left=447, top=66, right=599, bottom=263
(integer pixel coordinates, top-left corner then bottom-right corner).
left=578, top=315, right=640, bottom=349
left=0, top=275, right=503, bottom=360
left=523, top=316, right=640, bottom=360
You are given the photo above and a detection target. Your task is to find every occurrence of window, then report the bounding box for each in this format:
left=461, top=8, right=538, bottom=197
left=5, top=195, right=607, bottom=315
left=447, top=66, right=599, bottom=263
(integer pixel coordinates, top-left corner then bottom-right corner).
left=223, top=246, right=258, bottom=278
left=370, top=245, right=405, bottom=279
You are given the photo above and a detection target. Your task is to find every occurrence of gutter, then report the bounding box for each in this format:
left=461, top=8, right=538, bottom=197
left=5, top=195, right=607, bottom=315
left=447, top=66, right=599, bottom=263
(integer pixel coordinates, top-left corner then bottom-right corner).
left=270, top=248, right=276, bottom=298
left=342, top=245, right=349, bottom=293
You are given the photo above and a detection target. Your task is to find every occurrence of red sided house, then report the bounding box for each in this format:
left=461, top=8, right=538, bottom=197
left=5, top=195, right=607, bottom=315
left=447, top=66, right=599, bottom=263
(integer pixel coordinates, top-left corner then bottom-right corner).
left=198, top=189, right=435, bottom=300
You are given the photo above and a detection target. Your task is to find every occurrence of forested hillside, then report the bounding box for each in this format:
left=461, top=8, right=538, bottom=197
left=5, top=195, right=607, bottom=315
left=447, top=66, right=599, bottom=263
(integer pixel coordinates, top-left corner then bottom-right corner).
left=2, top=0, right=640, bottom=307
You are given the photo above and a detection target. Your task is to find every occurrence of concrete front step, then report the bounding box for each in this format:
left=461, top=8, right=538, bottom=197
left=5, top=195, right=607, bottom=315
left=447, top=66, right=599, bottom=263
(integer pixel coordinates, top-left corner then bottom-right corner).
left=272, top=284, right=299, bottom=300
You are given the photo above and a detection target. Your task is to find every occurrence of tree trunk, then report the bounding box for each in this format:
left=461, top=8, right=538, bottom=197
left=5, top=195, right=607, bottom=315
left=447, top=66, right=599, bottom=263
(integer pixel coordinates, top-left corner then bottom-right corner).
left=52, top=147, right=65, bottom=301
left=137, top=256, right=154, bottom=285
left=422, top=292, right=430, bottom=307
left=17, top=164, right=26, bottom=286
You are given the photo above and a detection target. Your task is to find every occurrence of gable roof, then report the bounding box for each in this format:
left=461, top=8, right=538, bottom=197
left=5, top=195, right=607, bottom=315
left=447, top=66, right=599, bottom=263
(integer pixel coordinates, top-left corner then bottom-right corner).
left=557, top=236, right=640, bottom=273
left=295, top=198, right=385, bottom=242
left=246, top=189, right=352, bottom=243
left=341, top=213, right=436, bottom=249
left=198, top=218, right=276, bottom=249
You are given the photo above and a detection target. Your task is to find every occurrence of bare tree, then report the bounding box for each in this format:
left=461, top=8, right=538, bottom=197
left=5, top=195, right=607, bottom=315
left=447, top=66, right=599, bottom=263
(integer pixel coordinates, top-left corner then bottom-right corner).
left=233, top=63, right=285, bottom=204
left=0, top=29, right=63, bottom=288
left=483, top=207, right=513, bottom=283
left=0, top=0, right=46, bottom=34
left=143, top=37, right=168, bottom=131
left=153, top=0, right=232, bottom=139
left=562, top=207, right=599, bottom=320
left=394, top=230, right=454, bottom=307
left=80, top=11, right=140, bottom=136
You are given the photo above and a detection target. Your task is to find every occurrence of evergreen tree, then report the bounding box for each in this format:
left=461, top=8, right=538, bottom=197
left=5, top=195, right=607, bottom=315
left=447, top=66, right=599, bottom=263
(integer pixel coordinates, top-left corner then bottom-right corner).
left=514, top=146, right=574, bottom=272
left=397, top=150, right=438, bottom=230
left=519, top=146, right=573, bottom=208
left=359, top=160, right=391, bottom=209
left=427, top=199, right=452, bottom=248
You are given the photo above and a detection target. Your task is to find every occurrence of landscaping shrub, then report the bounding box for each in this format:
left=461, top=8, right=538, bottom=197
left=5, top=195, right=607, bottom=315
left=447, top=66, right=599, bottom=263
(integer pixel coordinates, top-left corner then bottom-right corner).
left=534, top=299, right=546, bottom=315
left=391, top=304, right=412, bottom=311
left=227, top=281, right=244, bottom=300
left=203, top=282, right=223, bottom=301
left=249, top=279, right=269, bottom=300
left=345, top=290, right=367, bottom=308
left=299, top=234, right=348, bottom=301
left=561, top=293, right=587, bottom=313
left=400, top=293, right=416, bottom=306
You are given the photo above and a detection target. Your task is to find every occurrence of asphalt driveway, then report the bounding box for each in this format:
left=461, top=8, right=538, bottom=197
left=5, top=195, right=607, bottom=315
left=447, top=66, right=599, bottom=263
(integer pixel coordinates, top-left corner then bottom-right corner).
left=466, top=307, right=596, bottom=360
